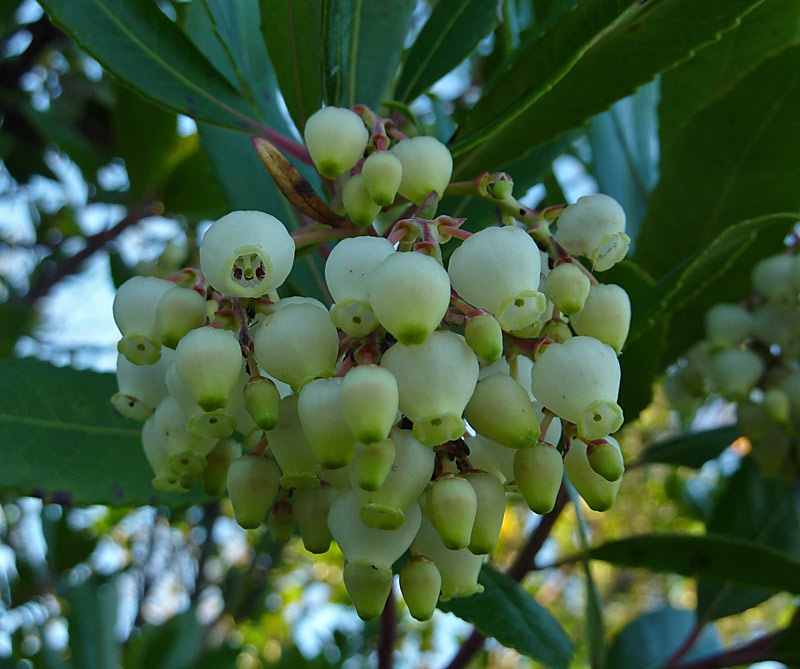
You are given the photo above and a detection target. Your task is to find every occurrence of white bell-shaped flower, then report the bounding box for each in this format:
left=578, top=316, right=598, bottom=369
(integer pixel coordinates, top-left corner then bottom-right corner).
left=391, top=136, right=453, bottom=204
left=267, top=394, right=321, bottom=490
left=554, top=194, right=629, bottom=271
left=564, top=437, right=622, bottom=511
left=112, top=350, right=173, bottom=421
left=199, top=210, right=294, bottom=298
left=381, top=331, right=479, bottom=445
left=113, top=276, right=174, bottom=365
left=530, top=336, right=623, bottom=440
left=304, top=106, right=369, bottom=178
left=448, top=225, right=546, bottom=331
left=570, top=283, right=631, bottom=354
left=298, top=377, right=356, bottom=469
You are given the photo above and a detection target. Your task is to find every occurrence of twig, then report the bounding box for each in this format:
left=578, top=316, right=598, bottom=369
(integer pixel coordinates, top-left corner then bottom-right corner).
left=378, top=586, right=396, bottom=669
left=190, top=500, right=220, bottom=605
left=444, top=629, right=485, bottom=669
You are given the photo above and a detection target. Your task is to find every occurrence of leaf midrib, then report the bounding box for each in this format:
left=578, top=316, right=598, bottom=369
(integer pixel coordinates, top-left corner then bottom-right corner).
left=1, top=413, right=140, bottom=438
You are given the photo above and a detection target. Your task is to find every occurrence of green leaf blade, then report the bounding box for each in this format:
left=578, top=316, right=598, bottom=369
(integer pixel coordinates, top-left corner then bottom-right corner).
left=438, top=565, right=573, bottom=669
left=39, top=0, right=258, bottom=131
left=640, top=426, right=739, bottom=469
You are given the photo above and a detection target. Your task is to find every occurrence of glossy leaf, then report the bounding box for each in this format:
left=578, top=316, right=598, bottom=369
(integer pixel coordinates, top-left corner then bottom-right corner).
left=639, top=426, right=739, bottom=469
left=659, top=0, right=800, bottom=152
left=394, top=0, right=500, bottom=104
left=439, top=564, right=573, bottom=669
left=39, top=0, right=259, bottom=131
left=260, top=0, right=324, bottom=132
left=590, top=533, right=800, bottom=594
left=451, top=0, right=764, bottom=178
left=636, top=44, right=800, bottom=278
left=606, top=607, right=722, bottom=669
left=698, top=459, right=800, bottom=620
left=0, top=358, right=208, bottom=508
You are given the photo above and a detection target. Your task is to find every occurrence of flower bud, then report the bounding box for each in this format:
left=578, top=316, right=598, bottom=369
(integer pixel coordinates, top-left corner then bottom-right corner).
left=253, top=302, right=339, bottom=392
left=340, top=364, right=399, bottom=444
left=368, top=251, right=451, bottom=345
left=199, top=210, right=294, bottom=298
left=530, top=336, right=623, bottom=440
left=465, top=373, right=540, bottom=449
left=267, top=395, right=321, bottom=490
left=294, top=486, right=337, bottom=553
left=465, top=471, right=506, bottom=555
left=268, top=500, right=295, bottom=544
left=343, top=561, right=393, bottom=621
left=352, top=427, right=434, bottom=529
left=752, top=253, right=795, bottom=300
left=764, top=388, right=790, bottom=425
left=554, top=194, right=630, bottom=271
left=227, top=455, right=281, bottom=529
left=587, top=438, right=625, bottom=482
left=448, top=225, right=546, bottom=331
left=298, top=377, right=356, bottom=469
left=391, top=136, right=453, bottom=204
left=155, top=286, right=207, bottom=349
left=362, top=150, right=403, bottom=206
left=202, top=438, right=242, bottom=496
left=514, top=443, right=563, bottom=514
left=174, top=326, right=243, bottom=411
left=411, top=516, right=484, bottom=600
left=343, top=174, right=382, bottom=227
left=400, top=556, right=441, bottom=621
left=570, top=283, right=631, bottom=354
left=304, top=106, right=368, bottom=178
left=704, top=303, right=752, bottom=350
left=564, top=437, right=621, bottom=511
left=710, top=348, right=764, bottom=401
left=381, top=331, right=479, bottom=446
left=464, top=313, right=503, bottom=363
left=428, top=475, right=478, bottom=550
left=112, top=350, right=173, bottom=421
left=243, top=376, right=281, bottom=430
left=114, top=276, right=174, bottom=365
left=544, top=262, right=591, bottom=315
left=352, top=438, right=396, bottom=491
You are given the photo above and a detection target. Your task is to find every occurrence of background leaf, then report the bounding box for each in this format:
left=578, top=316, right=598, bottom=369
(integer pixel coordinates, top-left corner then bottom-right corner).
left=697, top=458, right=800, bottom=620
left=0, top=358, right=208, bottom=508
left=38, top=0, right=259, bottom=130
left=65, top=577, right=119, bottom=669
left=451, top=0, right=764, bottom=178
left=394, top=0, right=500, bottom=104
left=605, top=607, right=722, bottom=669
left=639, top=426, right=739, bottom=468
left=438, top=564, right=573, bottom=669
left=590, top=533, right=800, bottom=594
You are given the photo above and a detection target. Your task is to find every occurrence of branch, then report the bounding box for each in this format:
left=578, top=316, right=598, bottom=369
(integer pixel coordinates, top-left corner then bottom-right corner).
left=444, top=629, right=485, bottom=669
left=378, top=587, right=396, bottom=669
left=190, top=500, right=220, bottom=605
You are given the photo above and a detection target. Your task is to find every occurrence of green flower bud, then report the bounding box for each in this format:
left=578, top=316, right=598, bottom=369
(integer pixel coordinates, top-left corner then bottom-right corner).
left=199, top=210, right=294, bottom=298
left=112, top=350, right=173, bottom=421
left=710, top=348, right=764, bottom=401
left=343, top=174, right=382, bottom=227
left=298, top=377, right=356, bottom=469
left=570, top=283, right=631, bottom=354
left=362, top=151, right=403, bottom=206
left=554, top=194, right=630, bottom=271
left=764, top=388, right=790, bottom=425
left=174, top=326, right=243, bottom=411
left=343, top=561, right=393, bottom=621
left=155, top=286, right=207, bottom=349
left=544, top=262, right=591, bottom=315
left=391, top=136, right=453, bottom=204
left=352, top=438, right=396, bottom=491
left=304, top=106, right=369, bottom=178
left=428, top=475, right=478, bottom=550
left=752, top=253, right=795, bottom=301
left=202, top=438, right=241, bottom=496
left=514, top=443, right=564, bottom=514
left=400, top=556, right=441, bottom=621
left=465, top=373, right=540, bottom=449
left=267, top=395, right=321, bottom=490
left=381, top=331, right=479, bottom=446
left=587, top=438, right=625, bottom=482
left=226, top=455, right=281, bottom=529
left=268, top=500, right=295, bottom=544
left=465, top=471, right=506, bottom=555
left=294, top=486, right=338, bottom=553
left=243, top=376, right=281, bottom=431
left=704, top=303, right=752, bottom=350
left=564, top=438, right=621, bottom=511
left=448, top=225, right=546, bottom=331
left=368, top=251, right=451, bottom=345
left=464, top=314, right=503, bottom=363
left=340, top=364, right=399, bottom=444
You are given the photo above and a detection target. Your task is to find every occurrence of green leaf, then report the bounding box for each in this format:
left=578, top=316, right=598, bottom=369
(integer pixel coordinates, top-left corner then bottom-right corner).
left=628, top=213, right=800, bottom=350
left=66, top=577, right=120, bottom=669
left=659, top=0, right=800, bottom=152
left=394, top=0, right=501, bottom=104
left=322, top=0, right=356, bottom=107
left=605, top=607, right=722, bottom=669
left=438, top=564, right=573, bottom=669
left=770, top=616, right=800, bottom=665
left=0, top=358, right=208, bottom=508
left=639, top=426, right=739, bottom=469
left=42, top=506, right=97, bottom=574
left=160, top=136, right=227, bottom=220
left=589, top=533, right=800, bottom=594
left=38, top=0, right=259, bottom=131
left=260, top=0, right=324, bottom=132
left=451, top=0, right=764, bottom=178
left=698, top=458, right=800, bottom=620
left=351, top=0, right=415, bottom=108
left=123, top=608, right=204, bottom=669
left=635, top=44, right=800, bottom=278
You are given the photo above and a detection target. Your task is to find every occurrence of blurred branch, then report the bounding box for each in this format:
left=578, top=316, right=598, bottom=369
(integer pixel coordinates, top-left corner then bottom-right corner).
left=190, top=500, right=220, bottom=606
left=378, top=587, right=396, bottom=669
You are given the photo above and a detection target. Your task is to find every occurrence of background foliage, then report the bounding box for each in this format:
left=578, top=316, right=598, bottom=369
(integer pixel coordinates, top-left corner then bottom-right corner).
left=1, top=0, right=800, bottom=667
